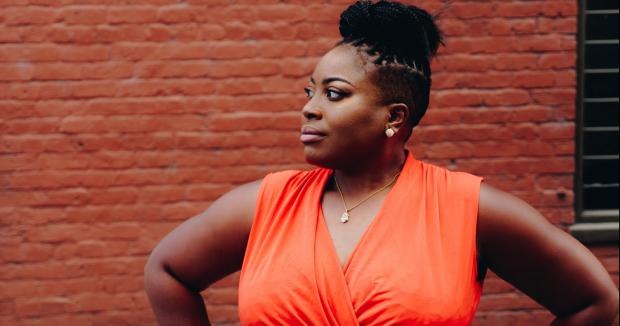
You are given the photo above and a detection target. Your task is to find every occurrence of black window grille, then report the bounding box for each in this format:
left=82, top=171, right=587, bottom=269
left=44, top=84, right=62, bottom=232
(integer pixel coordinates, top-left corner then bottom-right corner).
left=576, top=0, right=619, bottom=222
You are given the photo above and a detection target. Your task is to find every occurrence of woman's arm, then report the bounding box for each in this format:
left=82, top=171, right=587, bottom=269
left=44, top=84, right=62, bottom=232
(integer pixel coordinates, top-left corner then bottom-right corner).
left=144, top=180, right=261, bottom=326
left=477, top=183, right=619, bottom=325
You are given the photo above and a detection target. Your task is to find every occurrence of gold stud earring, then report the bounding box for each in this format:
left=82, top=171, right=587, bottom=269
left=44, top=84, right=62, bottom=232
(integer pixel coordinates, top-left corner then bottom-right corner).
left=385, top=128, right=395, bottom=138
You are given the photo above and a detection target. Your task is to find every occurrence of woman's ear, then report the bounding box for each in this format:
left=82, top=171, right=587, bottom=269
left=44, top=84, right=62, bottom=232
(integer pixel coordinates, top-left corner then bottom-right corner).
left=386, top=103, right=410, bottom=130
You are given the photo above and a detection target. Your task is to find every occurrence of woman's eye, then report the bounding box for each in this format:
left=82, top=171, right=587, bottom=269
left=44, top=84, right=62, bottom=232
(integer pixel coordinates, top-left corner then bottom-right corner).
left=303, top=87, right=314, bottom=98
left=326, top=89, right=344, bottom=101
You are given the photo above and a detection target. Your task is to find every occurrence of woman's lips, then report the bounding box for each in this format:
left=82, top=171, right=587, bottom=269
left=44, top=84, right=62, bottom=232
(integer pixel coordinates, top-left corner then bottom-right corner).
left=300, top=133, right=326, bottom=143
left=300, top=126, right=326, bottom=143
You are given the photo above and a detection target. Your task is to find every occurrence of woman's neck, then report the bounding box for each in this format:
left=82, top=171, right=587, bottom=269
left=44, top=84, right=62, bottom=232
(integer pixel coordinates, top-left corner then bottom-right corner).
left=331, top=147, right=407, bottom=196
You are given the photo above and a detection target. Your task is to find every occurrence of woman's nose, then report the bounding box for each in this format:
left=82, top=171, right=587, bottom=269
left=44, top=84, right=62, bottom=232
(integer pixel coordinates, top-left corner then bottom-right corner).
left=302, top=102, right=323, bottom=121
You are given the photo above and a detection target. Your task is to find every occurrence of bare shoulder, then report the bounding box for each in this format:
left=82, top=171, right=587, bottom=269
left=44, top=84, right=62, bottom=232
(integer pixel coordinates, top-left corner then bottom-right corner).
left=477, top=182, right=581, bottom=266
left=478, top=182, right=558, bottom=238
left=147, top=179, right=263, bottom=291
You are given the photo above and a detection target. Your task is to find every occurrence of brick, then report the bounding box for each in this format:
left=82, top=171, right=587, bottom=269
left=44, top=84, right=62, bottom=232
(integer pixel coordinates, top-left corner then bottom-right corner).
left=257, top=41, right=307, bottom=58
left=431, top=90, right=484, bottom=107
left=438, top=54, right=494, bottom=72
left=255, top=5, right=307, bottom=22
left=116, top=79, right=216, bottom=97
left=89, top=187, right=139, bottom=205
left=304, top=4, right=343, bottom=23
left=425, top=142, right=474, bottom=159
left=157, top=6, right=201, bottom=24
left=70, top=292, right=135, bottom=313
left=539, top=52, right=576, bottom=69
left=553, top=70, right=576, bottom=87
left=32, top=62, right=134, bottom=81
left=536, top=175, right=574, bottom=189
left=445, top=2, right=494, bottom=19
left=512, top=36, right=563, bottom=52
left=539, top=122, right=575, bottom=140
left=488, top=18, right=537, bottom=36
left=3, top=118, right=58, bottom=134
left=538, top=17, right=577, bottom=34
left=542, top=1, right=578, bottom=17
left=531, top=88, right=575, bottom=105
left=484, top=90, right=531, bottom=106
left=59, top=115, right=207, bottom=134
left=0, top=244, right=54, bottom=263
left=0, top=261, right=84, bottom=281
left=252, top=22, right=300, bottom=40
left=0, top=63, right=34, bottom=81
left=32, top=278, right=99, bottom=297
left=493, top=54, right=538, bottom=71
left=512, top=71, right=555, bottom=88
left=0, top=188, right=92, bottom=207
left=483, top=174, right=536, bottom=191
left=60, top=6, right=107, bottom=25
left=207, top=111, right=299, bottom=131
left=108, top=6, right=157, bottom=24
left=517, top=141, right=555, bottom=156
left=4, top=7, right=58, bottom=25
left=110, top=43, right=158, bottom=61
left=99, top=275, right=144, bottom=293
left=471, top=142, right=520, bottom=158
left=25, top=224, right=92, bottom=243
left=417, top=125, right=512, bottom=143
left=439, top=19, right=468, bottom=37
left=15, top=297, right=74, bottom=317
left=509, top=106, right=554, bottom=122
left=0, top=154, right=38, bottom=171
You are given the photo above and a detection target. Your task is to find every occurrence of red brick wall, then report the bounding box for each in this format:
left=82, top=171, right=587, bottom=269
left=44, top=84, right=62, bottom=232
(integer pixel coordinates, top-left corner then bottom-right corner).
left=0, top=0, right=617, bottom=325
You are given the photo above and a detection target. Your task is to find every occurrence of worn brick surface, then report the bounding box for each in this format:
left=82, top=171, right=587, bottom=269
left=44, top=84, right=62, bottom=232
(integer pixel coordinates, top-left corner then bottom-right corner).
left=0, top=0, right=617, bottom=325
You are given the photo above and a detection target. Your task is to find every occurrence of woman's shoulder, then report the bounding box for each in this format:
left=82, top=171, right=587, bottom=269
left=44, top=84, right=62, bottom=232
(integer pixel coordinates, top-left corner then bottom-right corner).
left=262, top=167, right=329, bottom=190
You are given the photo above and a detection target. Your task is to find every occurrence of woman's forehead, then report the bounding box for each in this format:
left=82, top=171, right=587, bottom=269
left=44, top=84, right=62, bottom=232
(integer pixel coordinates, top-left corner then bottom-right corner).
left=311, top=45, right=373, bottom=86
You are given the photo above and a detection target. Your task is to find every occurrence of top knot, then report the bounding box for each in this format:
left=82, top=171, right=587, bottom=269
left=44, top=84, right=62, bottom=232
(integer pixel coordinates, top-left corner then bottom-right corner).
left=339, top=0, right=443, bottom=77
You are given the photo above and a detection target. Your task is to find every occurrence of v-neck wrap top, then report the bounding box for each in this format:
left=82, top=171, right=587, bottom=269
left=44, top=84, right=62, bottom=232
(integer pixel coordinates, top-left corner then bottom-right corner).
left=238, top=152, right=483, bottom=325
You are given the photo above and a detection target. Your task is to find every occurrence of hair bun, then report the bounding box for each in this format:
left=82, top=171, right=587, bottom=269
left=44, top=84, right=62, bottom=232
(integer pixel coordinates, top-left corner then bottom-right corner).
left=339, top=1, right=443, bottom=72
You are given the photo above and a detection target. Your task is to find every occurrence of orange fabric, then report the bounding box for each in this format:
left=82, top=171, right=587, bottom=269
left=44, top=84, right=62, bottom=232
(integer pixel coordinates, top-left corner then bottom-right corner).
left=238, top=152, right=483, bottom=325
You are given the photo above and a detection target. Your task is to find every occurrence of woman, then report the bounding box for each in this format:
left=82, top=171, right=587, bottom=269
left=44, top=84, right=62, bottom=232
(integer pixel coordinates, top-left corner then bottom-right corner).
left=144, top=1, right=618, bottom=325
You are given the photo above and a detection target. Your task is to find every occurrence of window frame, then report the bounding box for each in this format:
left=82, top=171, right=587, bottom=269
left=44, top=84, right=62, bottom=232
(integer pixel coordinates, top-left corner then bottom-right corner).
left=570, top=0, right=619, bottom=243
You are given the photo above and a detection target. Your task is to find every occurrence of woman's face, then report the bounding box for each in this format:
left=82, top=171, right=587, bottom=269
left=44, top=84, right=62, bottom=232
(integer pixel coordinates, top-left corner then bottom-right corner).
left=301, top=45, right=390, bottom=169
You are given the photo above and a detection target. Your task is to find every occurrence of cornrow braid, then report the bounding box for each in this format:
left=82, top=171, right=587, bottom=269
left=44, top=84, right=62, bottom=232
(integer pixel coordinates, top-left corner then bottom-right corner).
left=338, top=0, right=444, bottom=129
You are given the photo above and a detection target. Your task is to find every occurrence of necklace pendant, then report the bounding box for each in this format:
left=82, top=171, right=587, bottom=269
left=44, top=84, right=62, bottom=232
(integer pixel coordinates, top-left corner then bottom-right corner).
left=340, top=212, right=350, bottom=223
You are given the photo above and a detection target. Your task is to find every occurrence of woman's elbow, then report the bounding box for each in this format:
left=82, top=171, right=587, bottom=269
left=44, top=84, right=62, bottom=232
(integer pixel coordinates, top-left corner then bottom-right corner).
left=143, top=250, right=167, bottom=294
left=599, top=288, right=620, bottom=324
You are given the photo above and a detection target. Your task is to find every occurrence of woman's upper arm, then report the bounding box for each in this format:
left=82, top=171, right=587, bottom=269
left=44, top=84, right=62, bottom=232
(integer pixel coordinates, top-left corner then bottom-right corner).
left=147, top=179, right=262, bottom=292
left=477, top=183, right=618, bottom=318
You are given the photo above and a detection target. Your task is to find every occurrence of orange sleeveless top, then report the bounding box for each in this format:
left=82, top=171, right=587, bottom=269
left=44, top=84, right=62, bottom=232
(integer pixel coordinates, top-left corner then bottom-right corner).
left=238, top=152, right=483, bottom=325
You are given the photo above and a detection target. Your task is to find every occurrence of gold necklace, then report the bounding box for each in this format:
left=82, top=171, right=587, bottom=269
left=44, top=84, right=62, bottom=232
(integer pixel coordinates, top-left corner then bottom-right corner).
left=333, top=172, right=400, bottom=223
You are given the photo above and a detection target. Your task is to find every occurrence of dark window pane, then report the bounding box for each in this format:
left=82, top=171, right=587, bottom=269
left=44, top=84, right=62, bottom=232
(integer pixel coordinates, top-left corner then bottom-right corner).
left=583, top=130, right=620, bottom=155
left=586, top=0, right=619, bottom=10
left=584, top=101, right=619, bottom=127
left=585, top=43, right=619, bottom=69
left=583, top=185, right=619, bottom=209
left=585, top=72, right=619, bottom=98
left=586, top=13, right=619, bottom=40
left=583, top=159, right=619, bottom=183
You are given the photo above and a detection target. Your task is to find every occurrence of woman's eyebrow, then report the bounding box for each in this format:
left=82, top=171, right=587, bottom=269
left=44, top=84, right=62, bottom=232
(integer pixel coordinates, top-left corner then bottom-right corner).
left=309, top=76, right=355, bottom=87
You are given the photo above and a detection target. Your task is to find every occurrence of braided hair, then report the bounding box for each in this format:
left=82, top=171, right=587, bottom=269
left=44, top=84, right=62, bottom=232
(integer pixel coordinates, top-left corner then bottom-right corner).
left=338, top=0, right=443, bottom=128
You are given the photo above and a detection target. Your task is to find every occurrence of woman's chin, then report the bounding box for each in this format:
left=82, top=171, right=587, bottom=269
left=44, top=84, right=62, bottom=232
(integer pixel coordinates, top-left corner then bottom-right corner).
left=303, top=147, right=332, bottom=168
